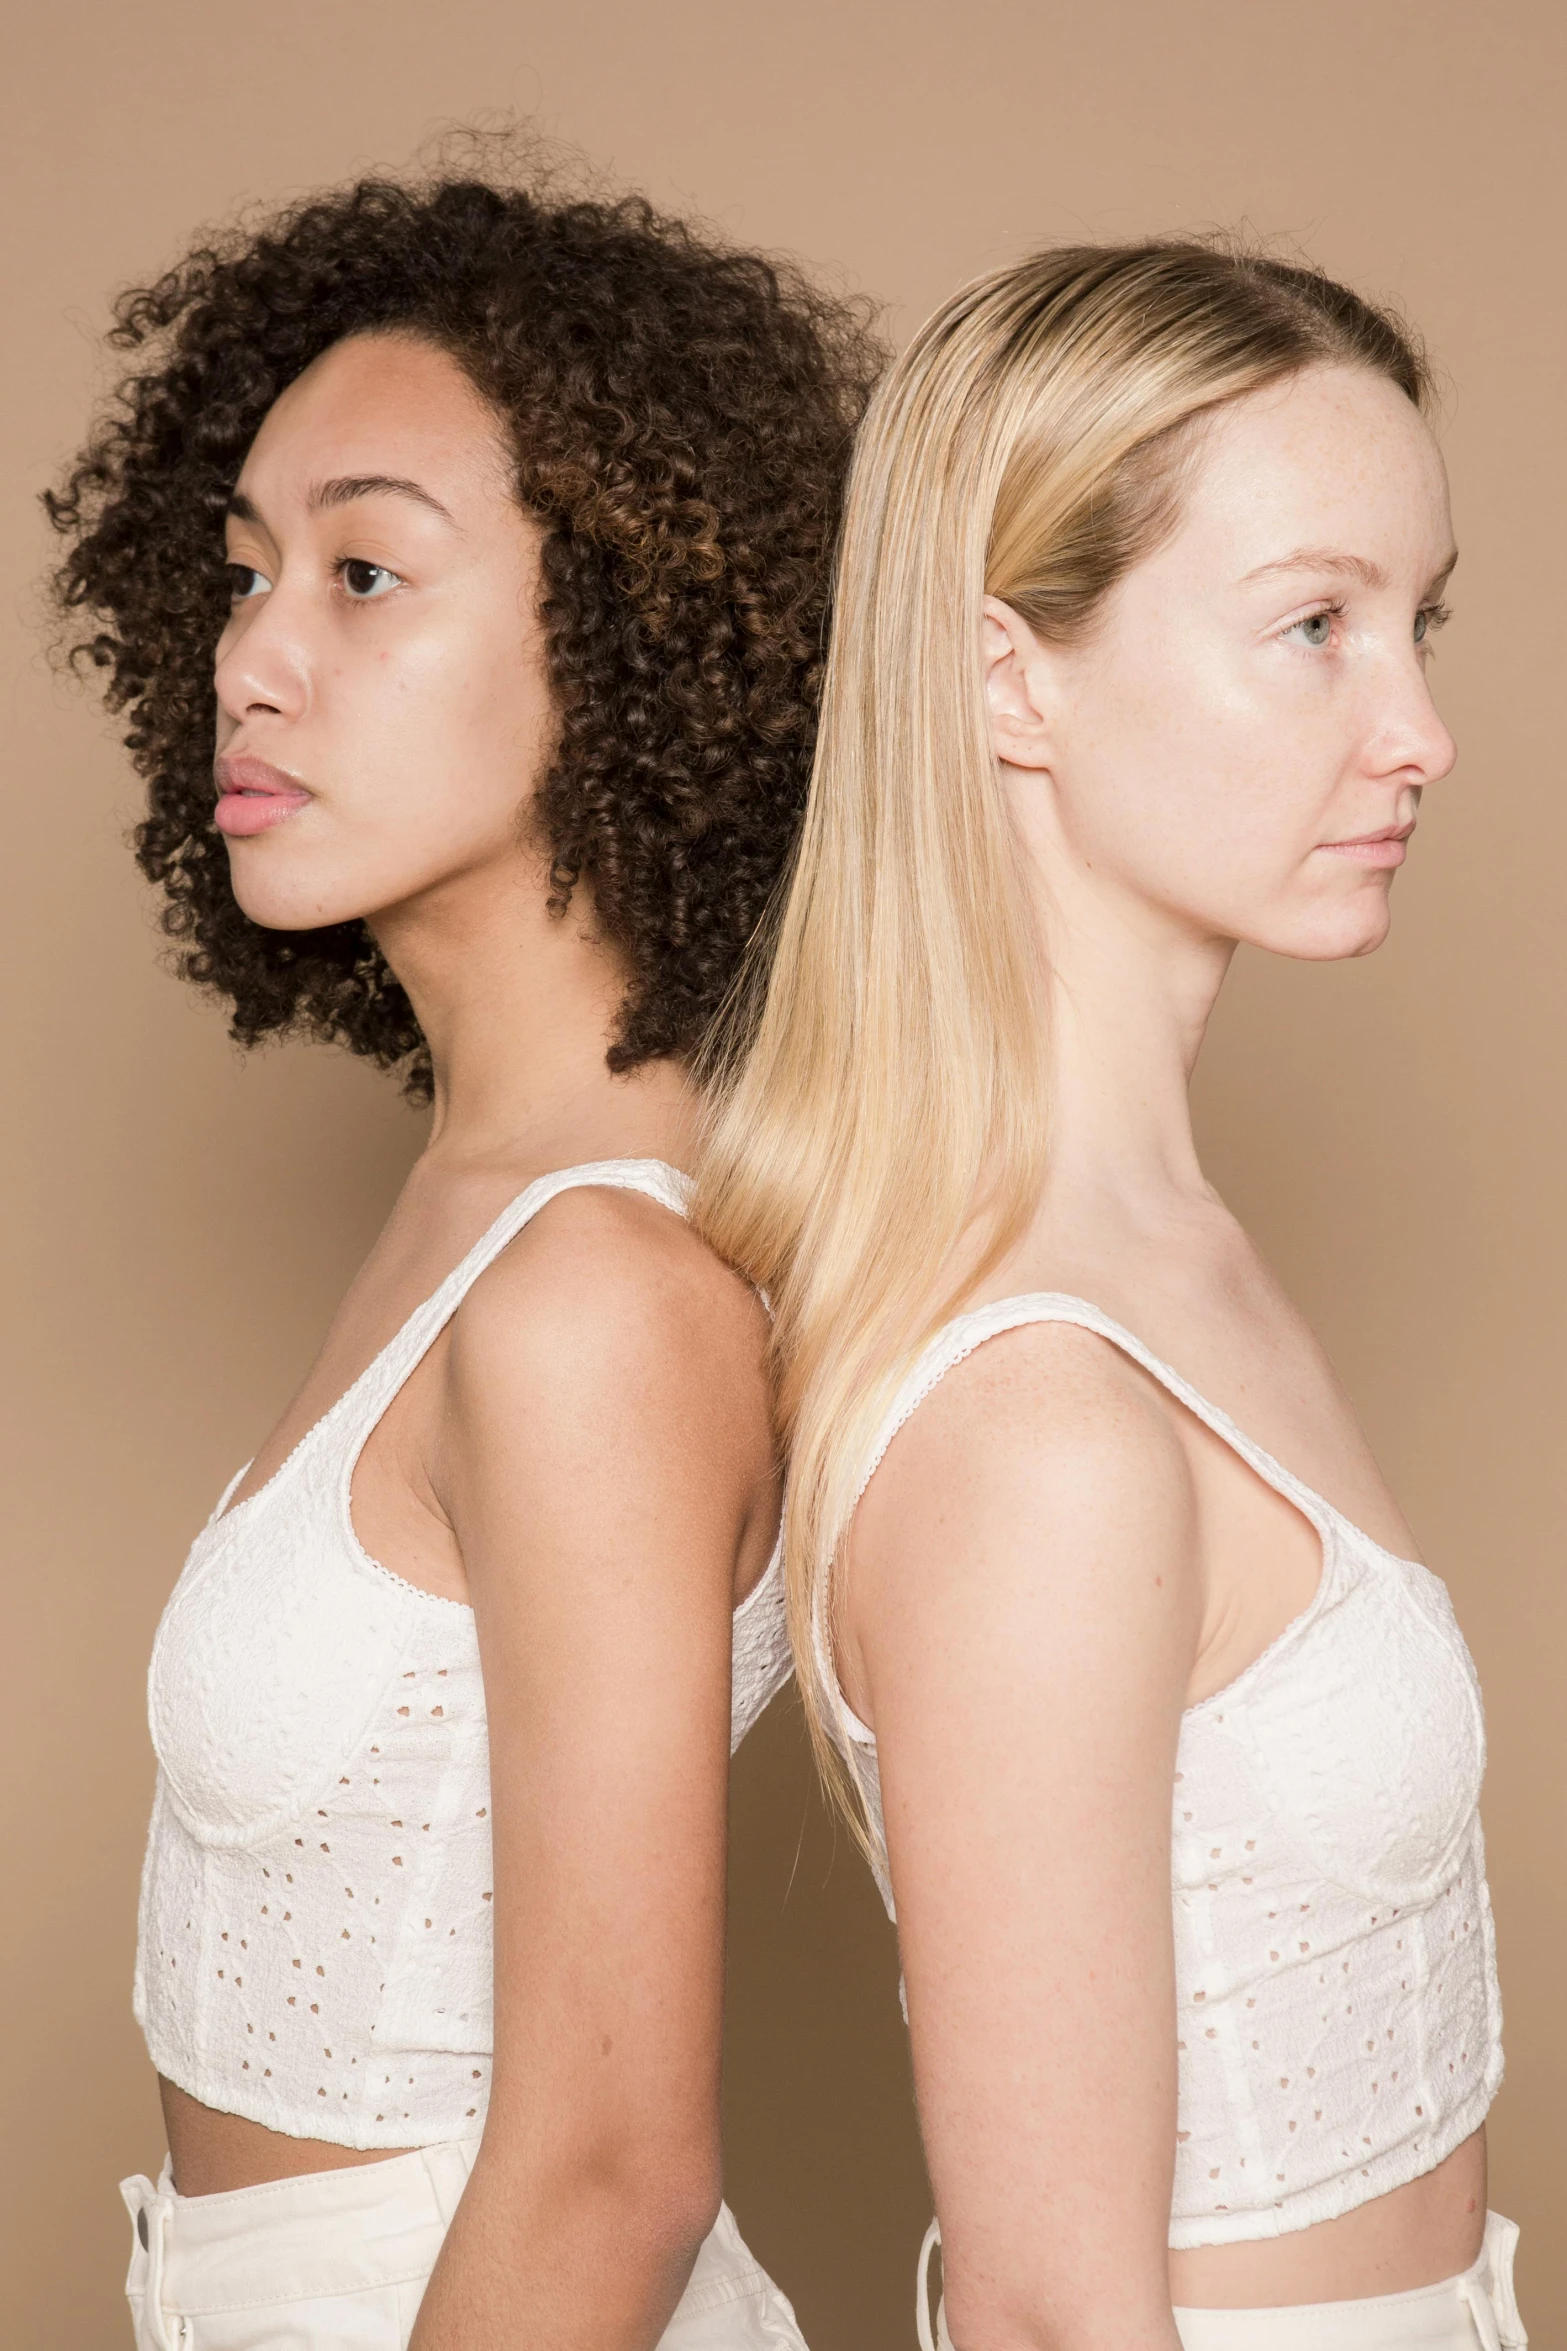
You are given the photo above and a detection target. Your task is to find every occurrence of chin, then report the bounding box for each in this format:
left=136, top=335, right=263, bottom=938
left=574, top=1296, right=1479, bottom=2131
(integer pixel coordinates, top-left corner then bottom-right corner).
left=1251, top=887, right=1396, bottom=965
left=1287, top=911, right=1394, bottom=963
left=224, top=847, right=372, bottom=935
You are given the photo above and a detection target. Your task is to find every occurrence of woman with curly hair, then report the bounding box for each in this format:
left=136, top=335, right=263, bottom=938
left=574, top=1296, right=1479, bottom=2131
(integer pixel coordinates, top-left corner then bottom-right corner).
left=49, top=154, right=879, bottom=2351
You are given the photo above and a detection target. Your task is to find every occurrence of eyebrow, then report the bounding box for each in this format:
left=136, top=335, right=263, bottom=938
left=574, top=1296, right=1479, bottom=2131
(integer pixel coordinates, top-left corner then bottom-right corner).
left=310, top=474, right=456, bottom=522
left=1241, top=545, right=1459, bottom=594
left=225, top=476, right=457, bottom=527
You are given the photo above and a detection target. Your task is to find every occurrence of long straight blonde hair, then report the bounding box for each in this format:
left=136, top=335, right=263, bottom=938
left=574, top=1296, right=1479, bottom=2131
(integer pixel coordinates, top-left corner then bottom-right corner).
left=696, top=241, right=1430, bottom=1828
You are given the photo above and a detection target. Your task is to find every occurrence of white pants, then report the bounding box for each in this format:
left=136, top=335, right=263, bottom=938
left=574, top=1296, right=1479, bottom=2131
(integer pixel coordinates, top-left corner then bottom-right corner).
left=920, top=2212, right=1527, bottom=2351
left=121, top=2139, right=809, bottom=2350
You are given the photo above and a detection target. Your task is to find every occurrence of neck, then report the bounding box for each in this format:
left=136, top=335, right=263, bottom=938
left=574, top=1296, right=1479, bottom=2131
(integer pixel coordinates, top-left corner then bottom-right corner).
left=1020, top=818, right=1235, bottom=1229
left=370, top=854, right=695, bottom=1177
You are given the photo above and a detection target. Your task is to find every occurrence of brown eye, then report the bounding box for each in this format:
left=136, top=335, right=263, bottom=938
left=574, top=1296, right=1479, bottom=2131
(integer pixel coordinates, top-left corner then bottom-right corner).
left=340, top=558, right=399, bottom=599
left=227, top=563, right=270, bottom=601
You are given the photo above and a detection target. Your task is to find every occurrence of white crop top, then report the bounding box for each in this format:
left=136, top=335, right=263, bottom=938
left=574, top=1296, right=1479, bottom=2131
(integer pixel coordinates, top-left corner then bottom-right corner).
left=821, top=1295, right=1502, bottom=2248
left=135, top=1160, right=792, bottom=2149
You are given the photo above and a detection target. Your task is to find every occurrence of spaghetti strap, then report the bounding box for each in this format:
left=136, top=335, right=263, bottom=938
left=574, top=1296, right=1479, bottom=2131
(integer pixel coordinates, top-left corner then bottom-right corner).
left=341, top=1158, right=693, bottom=1439
left=816, top=1289, right=1343, bottom=1758
left=213, top=1159, right=693, bottom=1529
left=852, top=1293, right=1333, bottom=1536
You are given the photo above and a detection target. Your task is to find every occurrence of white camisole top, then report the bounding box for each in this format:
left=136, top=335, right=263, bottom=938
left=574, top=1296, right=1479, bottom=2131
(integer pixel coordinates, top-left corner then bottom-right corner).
left=135, top=1160, right=792, bottom=2148
left=821, top=1294, right=1502, bottom=2248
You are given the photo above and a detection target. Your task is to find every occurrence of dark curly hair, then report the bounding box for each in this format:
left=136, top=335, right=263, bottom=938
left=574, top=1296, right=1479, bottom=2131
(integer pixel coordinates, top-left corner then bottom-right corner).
left=46, top=147, right=883, bottom=1093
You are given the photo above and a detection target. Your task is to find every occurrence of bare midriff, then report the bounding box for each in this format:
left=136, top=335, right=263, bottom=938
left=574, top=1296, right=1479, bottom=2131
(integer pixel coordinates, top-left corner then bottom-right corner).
left=160, top=2077, right=418, bottom=2196
left=1167, top=2126, right=1487, bottom=2307
left=162, top=2077, right=1486, bottom=2313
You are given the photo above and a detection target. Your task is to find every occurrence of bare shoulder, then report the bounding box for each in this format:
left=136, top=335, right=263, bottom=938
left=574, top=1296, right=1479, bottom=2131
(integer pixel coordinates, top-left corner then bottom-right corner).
left=844, top=1318, right=1207, bottom=1737
left=445, top=1179, right=770, bottom=1422
left=860, top=1315, right=1197, bottom=1559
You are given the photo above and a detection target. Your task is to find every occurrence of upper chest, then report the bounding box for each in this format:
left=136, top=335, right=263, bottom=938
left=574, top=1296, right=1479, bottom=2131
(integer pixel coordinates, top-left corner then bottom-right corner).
left=237, top=1160, right=542, bottom=1493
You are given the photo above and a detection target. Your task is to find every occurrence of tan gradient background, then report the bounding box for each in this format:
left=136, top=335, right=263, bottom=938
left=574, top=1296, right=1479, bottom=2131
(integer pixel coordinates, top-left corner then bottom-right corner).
left=4, top=3, right=1563, bottom=2343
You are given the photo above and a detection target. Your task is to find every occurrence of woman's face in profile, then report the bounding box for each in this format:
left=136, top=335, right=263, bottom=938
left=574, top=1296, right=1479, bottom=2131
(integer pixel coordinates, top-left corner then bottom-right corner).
left=991, top=362, right=1458, bottom=965
left=215, top=332, right=551, bottom=934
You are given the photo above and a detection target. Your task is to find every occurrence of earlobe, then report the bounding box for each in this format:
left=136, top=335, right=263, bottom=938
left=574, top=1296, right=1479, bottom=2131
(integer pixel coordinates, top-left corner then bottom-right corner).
left=982, top=595, right=1056, bottom=773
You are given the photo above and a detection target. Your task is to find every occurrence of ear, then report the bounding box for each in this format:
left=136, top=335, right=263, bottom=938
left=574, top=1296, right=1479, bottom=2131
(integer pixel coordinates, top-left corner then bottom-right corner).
left=982, top=595, right=1056, bottom=772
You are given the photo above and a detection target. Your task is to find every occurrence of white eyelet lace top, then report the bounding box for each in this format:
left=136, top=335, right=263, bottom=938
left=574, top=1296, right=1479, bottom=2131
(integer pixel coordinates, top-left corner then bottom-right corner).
left=135, top=1160, right=791, bottom=2149
left=820, top=1295, right=1502, bottom=2248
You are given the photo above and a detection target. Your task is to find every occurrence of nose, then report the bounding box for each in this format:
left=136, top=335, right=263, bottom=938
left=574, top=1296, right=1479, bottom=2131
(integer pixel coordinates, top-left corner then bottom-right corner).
left=1365, top=655, right=1457, bottom=794
left=214, top=586, right=310, bottom=731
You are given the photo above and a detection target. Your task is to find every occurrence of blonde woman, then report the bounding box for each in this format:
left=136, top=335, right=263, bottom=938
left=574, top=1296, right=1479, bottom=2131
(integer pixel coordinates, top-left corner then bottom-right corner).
left=698, top=246, right=1524, bottom=2350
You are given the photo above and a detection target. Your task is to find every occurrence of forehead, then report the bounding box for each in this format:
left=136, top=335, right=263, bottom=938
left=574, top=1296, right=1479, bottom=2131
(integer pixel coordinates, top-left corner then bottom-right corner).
left=235, top=334, right=511, bottom=500
left=1172, top=364, right=1451, bottom=574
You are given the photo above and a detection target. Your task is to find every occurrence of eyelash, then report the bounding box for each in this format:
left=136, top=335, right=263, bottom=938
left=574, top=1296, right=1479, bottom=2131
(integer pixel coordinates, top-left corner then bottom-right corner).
left=335, top=557, right=402, bottom=600
left=224, top=558, right=404, bottom=603
left=1287, top=598, right=1347, bottom=644
left=1283, top=598, right=1453, bottom=647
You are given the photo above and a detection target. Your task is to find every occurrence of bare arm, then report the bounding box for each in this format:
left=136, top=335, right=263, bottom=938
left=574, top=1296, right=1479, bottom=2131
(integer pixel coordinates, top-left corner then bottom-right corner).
left=847, top=1325, right=1202, bottom=2351
left=408, top=1190, right=775, bottom=2351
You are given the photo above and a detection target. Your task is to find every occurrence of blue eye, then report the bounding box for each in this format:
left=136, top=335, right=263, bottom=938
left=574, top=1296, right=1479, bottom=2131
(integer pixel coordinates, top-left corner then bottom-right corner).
left=1414, top=602, right=1451, bottom=645
left=1286, top=608, right=1337, bottom=648
left=340, top=559, right=400, bottom=600
left=227, top=563, right=271, bottom=601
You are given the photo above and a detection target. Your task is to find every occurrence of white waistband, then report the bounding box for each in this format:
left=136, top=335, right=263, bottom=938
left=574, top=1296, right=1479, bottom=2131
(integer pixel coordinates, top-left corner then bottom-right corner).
left=122, top=2143, right=794, bottom=2346
left=919, top=2214, right=1526, bottom=2351
left=121, top=2140, right=479, bottom=2323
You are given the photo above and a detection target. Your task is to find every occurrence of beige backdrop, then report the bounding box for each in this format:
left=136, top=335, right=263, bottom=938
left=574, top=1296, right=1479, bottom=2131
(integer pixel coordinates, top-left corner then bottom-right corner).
left=4, top=3, right=1562, bottom=2343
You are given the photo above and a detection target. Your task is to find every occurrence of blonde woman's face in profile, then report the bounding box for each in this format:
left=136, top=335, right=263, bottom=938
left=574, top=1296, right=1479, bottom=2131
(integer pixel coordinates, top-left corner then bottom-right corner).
left=987, top=362, right=1458, bottom=963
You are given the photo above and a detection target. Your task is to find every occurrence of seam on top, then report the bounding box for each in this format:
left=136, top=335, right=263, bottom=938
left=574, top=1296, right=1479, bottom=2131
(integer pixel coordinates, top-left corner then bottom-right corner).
left=345, top=1545, right=477, bottom=1614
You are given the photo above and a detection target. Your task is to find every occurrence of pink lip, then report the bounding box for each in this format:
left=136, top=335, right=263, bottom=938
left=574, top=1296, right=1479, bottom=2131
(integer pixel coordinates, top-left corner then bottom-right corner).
left=1317, top=821, right=1415, bottom=869
left=214, top=754, right=312, bottom=837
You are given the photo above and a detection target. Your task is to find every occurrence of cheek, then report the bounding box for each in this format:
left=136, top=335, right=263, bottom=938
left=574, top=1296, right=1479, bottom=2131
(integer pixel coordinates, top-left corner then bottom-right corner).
left=220, top=631, right=550, bottom=930
left=1066, top=722, right=1349, bottom=954
left=341, top=629, right=546, bottom=848
left=1067, top=672, right=1277, bottom=895
left=395, top=615, right=549, bottom=783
